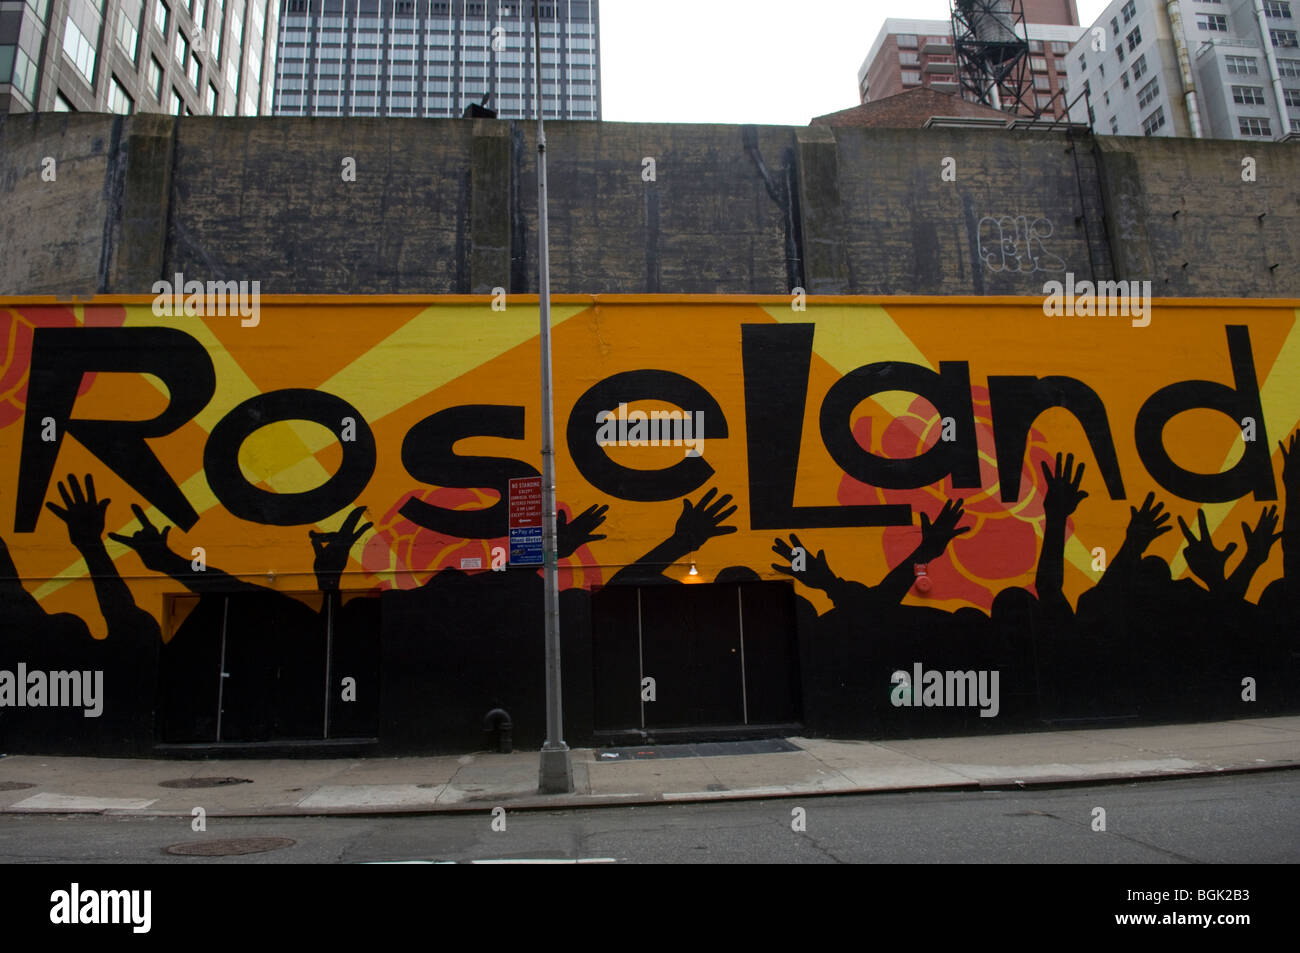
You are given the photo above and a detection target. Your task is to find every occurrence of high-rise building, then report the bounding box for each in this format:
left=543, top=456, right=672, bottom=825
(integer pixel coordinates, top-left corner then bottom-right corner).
left=858, top=13, right=1086, bottom=120
left=0, top=0, right=278, bottom=116
left=1068, top=0, right=1300, bottom=140
left=272, top=0, right=600, bottom=119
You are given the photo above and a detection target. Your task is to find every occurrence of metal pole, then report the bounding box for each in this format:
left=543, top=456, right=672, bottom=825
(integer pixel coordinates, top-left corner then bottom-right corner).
left=534, top=0, right=573, bottom=794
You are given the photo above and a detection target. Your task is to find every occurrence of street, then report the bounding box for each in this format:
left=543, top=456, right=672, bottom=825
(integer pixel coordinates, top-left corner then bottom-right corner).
left=2, top=769, right=1295, bottom=864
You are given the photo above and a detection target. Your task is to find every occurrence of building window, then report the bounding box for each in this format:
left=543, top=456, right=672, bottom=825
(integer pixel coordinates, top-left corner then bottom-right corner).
left=899, top=51, right=919, bottom=65
left=1280, top=58, right=1300, bottom=76
left=1031, top=56, right=1047, bottom=71
left=155, top=1, right=168, bottom=35
left=116, top=0, right=142, bottom=62
left=1264, top=1, right=1292, bottom=18
left=1110, top=116, right=1119, bottom=133
left=1110, top=16, right=1119, bottom=35
left=1078, top=53, right=1086, bottom=70
left=901, top=70, right=921, bottom=85
left=206, top=82, right=217, bottom=111
left=1198, top=13, right=1228, bottom=31
left=1271, top=29, right=1299, bottom=47
left=1099, top=63, right=1105, bottom=77
left=62, top=9, right=101, bottom=85
left=1142, top=107, right=1166, bottom=135
left=1121, top=70, right=1130, bottom=89
left=1117, top=43, right=1125, bottom=63
left=1226, top=55, right=1259, bottom=74
left=1132, top=53, right=1148, bottom=80
left=108, top=75, right=133, bottom=113
left=1232, top=85, right=1266, bottom=105
left=897, top=34, right=917, bottom=48
left=1121, top=0, right=1136, bottom=23
left=1050, top=41, right=1070, bottom=54
left=1292, top=118, right=1300, bottom=131
left=1239, top=116, right=1272, bottom=135
left=148, top=55, right=163, bottom=99
left=1127, top=26, right=1142, bottom=50
left=1088, top=103, right=1096, bottom=123
left=1034, top=74, right=1050, bottom=91
left=170, top=87, right=183, bottom=114
left=54, top=92, right=74, bottom=111
left=188, top=51, right=201, bottom=87
left=1138, top=77, right=1160, bottom=109
left=1283, top=87, right=1300, bottom=105
left=174, top=30, right=188, bottom=67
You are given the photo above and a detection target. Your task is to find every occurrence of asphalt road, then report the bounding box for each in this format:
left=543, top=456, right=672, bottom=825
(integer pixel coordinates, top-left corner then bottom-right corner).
left=1, top=769, right=1296, bottom=864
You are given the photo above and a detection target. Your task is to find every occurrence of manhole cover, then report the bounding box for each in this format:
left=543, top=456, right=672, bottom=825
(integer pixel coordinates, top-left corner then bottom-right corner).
left=158, top=777, right=253, bottom=789
left=0, top=781, right=35, bottom=791
left=165, top=837, right=295, bottom=857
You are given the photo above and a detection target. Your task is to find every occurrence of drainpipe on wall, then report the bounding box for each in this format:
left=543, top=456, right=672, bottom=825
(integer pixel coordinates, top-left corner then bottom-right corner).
left=1165, top=1, right=1205, bottom=138
left=1252, top=0, right=1290, bottom=138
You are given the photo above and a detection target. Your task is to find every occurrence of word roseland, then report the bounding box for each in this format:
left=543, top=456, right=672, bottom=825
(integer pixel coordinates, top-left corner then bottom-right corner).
left=150, top=271, right=261, bottom=327
left=891, top=663, right=1001, bottom=718
left=0, top=664, right=104, bottom=717
left=1041, top=274, right=1153, bottom=326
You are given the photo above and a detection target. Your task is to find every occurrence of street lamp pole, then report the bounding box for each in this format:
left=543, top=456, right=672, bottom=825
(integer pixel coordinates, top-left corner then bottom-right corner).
left=533, top=0, right=572, bottom=794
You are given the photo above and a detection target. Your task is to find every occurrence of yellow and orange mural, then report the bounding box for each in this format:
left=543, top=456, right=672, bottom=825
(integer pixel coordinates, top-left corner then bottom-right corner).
left=2, top=295, right=1299, bottom=752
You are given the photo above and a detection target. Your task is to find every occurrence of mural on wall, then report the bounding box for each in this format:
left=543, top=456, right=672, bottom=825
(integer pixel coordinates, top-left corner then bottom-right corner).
left=1, top=295, right=1298, bottom=752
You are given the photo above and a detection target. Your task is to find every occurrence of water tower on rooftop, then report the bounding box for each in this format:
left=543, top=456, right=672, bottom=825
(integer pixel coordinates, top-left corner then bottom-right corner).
left=951, top=0, right=1036, bottom=116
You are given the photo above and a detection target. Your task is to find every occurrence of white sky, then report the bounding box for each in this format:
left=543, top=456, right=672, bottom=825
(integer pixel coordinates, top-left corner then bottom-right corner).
left=600, top=0, right=1111, bottom=125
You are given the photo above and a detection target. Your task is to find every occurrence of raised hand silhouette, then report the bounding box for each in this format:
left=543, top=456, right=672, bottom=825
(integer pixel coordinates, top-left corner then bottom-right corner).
left=1179, top=509, right=1236, bottom=590
left=557, top=503, right=609, bottom=559
left=108, top=504, right=179, bottom=574
left=1280, top=432, right=1300, bottom=493
left=671, top=487, right=738, bottom=551
left=771, top=533, right=838, bottom=591
left=309, top=506, right=373, bottom=591
left=608, top=487, right=737, bottom=586
left=45, top=473, right=110, bottom=551
left=1241, top=505, right=1282, bottom=564
left=916, top=498, right=970, bottom=563
left=1036, top=452, right=1088, bottom=611
left=1041, top=452, right=1088, bottom=521
left=1124, top=492, right=1172, bottom=553
left=42, top=477, right=161, bottom=646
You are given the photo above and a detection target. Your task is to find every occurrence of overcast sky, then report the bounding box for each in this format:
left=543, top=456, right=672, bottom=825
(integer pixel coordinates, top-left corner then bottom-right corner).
left=600, top=0, right=1111, bottom=125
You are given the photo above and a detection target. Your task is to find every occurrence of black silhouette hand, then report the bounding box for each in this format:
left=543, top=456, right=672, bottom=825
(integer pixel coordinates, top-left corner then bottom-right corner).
left=771, top=533, right=837, bottom=590
left=1280, top=432, right=1300, bottom=493
left=1241, top=505, right=1282, bottom=564
left=310, top=506, right=372, bottom=591
left=671, top=487, right=738, bottom=551
left=1124, top=492, right=1172, bottom=552
left=45, top=473, right=110, bottom=551
left=108, top=504, right=180, bottom=573
left=917, top=499, right=970, bottom=561
left=1179, top=509, right=1235, bottom=589
left=557, top=503, right=609, bottom=558
left=1041, top=452, right=1088, bottom=520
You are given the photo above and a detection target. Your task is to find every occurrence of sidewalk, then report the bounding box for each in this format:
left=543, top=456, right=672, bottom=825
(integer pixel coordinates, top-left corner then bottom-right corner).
left=2, top=716, right=1298, bottom=818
